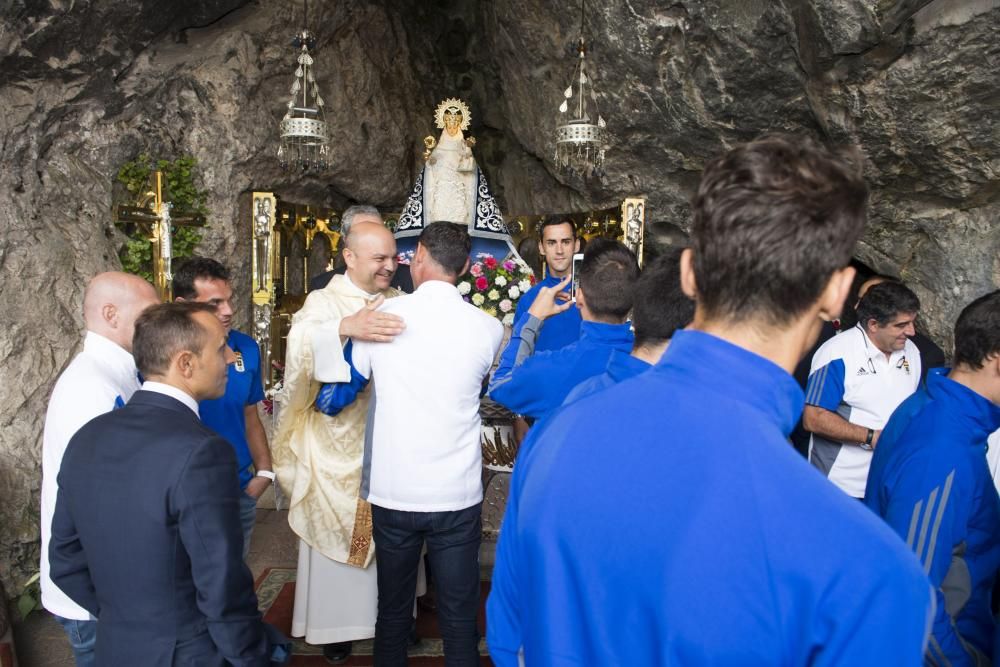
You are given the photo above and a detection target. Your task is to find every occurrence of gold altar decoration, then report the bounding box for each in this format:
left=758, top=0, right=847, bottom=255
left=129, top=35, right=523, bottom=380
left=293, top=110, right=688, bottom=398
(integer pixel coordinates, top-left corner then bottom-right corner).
left=114, top=170, right=206, bottom=300
left=249, top=192, right=342, bottom=388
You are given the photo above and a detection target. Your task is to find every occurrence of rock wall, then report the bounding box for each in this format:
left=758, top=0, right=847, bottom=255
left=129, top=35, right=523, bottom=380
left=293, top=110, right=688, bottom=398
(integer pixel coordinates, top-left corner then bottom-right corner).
left=0, top=0, right=996, bottom=594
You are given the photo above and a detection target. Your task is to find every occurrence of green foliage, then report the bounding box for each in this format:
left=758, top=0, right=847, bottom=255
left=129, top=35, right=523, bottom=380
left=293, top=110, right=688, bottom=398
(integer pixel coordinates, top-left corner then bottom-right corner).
left=115, top=154, right=210, bottom=278
left=16, top=572, right=42, bottom=620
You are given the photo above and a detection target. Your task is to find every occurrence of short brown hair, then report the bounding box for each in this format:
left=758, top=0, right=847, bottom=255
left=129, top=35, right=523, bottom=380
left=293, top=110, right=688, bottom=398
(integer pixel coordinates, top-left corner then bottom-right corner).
left=691, top=134, right=868, bottom=325
left=419, top=222, right=471, bottom=276
left=133, top=302, right=216, bottom=377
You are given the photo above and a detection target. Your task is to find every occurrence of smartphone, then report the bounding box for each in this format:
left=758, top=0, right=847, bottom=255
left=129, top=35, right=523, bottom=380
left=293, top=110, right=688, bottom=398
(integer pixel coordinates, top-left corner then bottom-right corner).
left=570, top=253, right=584, bottom=302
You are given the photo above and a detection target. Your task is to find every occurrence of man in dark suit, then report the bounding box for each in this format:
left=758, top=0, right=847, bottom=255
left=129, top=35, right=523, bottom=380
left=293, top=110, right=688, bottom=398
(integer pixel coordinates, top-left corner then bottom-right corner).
left=49, top=302, right=288, bottom=666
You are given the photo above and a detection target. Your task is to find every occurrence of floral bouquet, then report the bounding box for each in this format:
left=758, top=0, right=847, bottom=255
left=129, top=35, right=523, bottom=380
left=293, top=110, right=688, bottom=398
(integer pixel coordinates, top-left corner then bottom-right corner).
left=457, top=254, right=536, bottom=325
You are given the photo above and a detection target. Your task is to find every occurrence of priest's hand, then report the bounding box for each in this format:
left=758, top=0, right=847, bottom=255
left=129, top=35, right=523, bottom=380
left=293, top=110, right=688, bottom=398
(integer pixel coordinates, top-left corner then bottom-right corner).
left=527, top=275, right=574, bottom=321
left=340, top=295, right=406, bottom=343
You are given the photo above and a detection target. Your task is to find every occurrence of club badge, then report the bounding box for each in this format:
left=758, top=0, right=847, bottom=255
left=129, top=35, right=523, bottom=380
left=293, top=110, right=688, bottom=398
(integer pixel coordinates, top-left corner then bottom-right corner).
left=234, top=351, right=245, bottom=373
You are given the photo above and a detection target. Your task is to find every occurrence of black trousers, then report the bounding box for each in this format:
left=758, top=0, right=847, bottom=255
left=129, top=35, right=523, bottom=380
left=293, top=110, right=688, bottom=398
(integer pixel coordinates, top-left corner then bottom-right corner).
left=372, top=503, right=482, bottom=666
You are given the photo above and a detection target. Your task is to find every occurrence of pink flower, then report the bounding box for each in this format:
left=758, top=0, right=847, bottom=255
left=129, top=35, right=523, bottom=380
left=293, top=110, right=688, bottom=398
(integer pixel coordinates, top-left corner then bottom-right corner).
left=499, top=299, right=513, bottom=313
left=484, top=256, right=498, bottom=269
left=475, top=276, right=489, bottom=291
left=470, top=263, right=483, bottom=277
left=503, top=260, right=516, bottom=271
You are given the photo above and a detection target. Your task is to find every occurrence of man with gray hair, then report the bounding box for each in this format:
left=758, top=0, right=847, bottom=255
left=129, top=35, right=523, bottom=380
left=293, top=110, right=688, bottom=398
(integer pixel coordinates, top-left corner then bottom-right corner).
left=310, top=205, right=412, bottom=293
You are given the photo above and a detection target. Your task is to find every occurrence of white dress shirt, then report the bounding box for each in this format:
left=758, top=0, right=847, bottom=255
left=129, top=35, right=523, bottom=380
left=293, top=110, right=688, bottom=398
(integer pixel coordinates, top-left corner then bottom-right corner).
left=41, top=332, right=141, bottom=620
left=352, top=280, right=504, bottom=512
left=141, top=381, right=200, bottom=416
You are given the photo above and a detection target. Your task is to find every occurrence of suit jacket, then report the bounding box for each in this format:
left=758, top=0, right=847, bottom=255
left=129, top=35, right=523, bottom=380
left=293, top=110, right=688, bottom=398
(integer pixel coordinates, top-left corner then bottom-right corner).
left=49, top=390, right=278, bottom=667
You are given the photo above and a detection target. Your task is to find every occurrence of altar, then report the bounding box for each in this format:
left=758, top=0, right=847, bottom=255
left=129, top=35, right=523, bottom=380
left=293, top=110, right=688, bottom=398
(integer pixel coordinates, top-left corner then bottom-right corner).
left=246, top=190, right=646, bottom=561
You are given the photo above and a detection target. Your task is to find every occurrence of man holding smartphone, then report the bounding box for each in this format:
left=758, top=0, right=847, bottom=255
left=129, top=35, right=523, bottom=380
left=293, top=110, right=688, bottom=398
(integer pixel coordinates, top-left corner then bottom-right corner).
left=489, top=241, right=639, bottom=423
left=511, top=219, right=583, bottom=352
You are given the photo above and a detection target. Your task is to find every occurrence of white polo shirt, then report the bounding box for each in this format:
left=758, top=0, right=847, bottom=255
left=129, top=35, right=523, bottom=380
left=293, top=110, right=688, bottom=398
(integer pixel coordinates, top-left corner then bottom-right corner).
left=805, top=325, right=921, bottom=497
left=41, top=332, right=141, bottom=620
left=352, top=280, right=504, bottom=512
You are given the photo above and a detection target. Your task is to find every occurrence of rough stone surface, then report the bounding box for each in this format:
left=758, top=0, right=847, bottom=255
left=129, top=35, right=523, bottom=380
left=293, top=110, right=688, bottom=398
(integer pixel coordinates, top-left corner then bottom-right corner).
left=0, top=0, right=997, bottom=594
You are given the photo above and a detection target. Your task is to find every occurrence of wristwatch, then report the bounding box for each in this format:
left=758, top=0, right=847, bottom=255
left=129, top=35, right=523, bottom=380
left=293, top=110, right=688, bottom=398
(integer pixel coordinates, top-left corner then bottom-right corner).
left=860, top=429, right=875, bottom=451
left=256, top=469, right=276, bottom=482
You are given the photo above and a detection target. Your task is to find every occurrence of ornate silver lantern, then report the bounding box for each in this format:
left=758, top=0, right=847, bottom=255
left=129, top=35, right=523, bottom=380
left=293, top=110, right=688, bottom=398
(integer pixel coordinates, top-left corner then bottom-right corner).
left=278, top=3, right=329, bottom=172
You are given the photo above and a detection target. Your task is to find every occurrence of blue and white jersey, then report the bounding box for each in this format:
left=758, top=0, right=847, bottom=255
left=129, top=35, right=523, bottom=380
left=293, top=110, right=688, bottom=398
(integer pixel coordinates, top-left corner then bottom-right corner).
left=806, top=324, right=920, bottom=497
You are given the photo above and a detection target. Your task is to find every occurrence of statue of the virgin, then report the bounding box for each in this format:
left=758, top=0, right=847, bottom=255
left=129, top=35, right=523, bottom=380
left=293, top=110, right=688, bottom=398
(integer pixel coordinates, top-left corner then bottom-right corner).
left=395, top=98, right=516, bottom=262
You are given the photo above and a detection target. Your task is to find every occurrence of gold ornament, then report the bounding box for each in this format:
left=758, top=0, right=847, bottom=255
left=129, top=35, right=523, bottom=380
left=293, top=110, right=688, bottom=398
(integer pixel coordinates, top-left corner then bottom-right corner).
left=433, top=97, right=472, bottom=131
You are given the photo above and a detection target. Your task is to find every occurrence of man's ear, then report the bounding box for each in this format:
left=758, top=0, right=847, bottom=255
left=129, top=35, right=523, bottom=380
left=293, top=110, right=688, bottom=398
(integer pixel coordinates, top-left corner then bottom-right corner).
left=459, top=257, right=470, bottom=276
left=573, top=237, right=581, bottom=254
left=680, top=248, right=698, bottom=300
left=175, top=350, right=196, bottom=379
left=342, top=247, right=356, bottom=270
left=818, top=266, right=856, bottom=322
left=102, top=303, right=119, bottom=328
left=575, top=285, right=586, bottom=313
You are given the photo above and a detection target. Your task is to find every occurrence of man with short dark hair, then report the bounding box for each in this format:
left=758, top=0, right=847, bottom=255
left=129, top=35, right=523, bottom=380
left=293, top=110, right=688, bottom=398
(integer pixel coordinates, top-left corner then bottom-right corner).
left=509, top=218, right=582, bottom=352
left=49, top=302, right=288, bottom=666
left=562, top=248, right=693, bottom=405
left=315, top=221, right=504, bottom=665
left=174, top=257, right=272, bottom=557
left=487, top=135, right=932, bottom=665
left=804, top=280, right=922, bottom=497
left=488, top=241, right=639, bottom=423
left=40, top=271, right=159, bottom=666
left=865, top=290, right=1000, bottom=666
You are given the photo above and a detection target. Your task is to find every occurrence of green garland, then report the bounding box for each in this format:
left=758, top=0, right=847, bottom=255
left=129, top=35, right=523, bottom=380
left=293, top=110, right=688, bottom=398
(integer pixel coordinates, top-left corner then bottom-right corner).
left=115, top=154, right=209, bottom=280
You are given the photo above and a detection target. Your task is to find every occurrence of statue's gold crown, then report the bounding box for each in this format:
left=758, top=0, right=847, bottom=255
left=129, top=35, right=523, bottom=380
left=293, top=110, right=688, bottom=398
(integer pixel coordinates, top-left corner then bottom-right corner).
left=434, top=97, right=471, bottom=131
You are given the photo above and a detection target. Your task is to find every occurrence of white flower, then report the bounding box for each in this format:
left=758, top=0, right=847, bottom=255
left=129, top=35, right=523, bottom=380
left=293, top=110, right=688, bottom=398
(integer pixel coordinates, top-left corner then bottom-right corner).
left=457, top=281, right=471, bottom=295
left=495, top=276, right=508, bottom=287
left=508, top=286, right=521, bottom=299
left=518, top=279, right=531, bottom=292
left=502, top=313, right=514, bottom=326
left=499, top=299, right=513, bottom=313
left=488, top=289, right=500, bottom=300
left=471, top=293, right=485, bottom=306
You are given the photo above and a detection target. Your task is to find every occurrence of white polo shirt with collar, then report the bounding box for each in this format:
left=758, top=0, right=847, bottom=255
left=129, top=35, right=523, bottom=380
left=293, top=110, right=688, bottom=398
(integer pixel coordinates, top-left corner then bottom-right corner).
left=805, top=324, right=921, bottom=497
left=351, top=279, right=504, bottom=513
left=40, top=331, right=142, bottom=620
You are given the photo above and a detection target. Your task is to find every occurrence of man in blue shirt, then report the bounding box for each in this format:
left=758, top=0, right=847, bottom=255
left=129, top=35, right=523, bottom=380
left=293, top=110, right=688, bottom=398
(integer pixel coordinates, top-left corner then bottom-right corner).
left=865, top=290, right=1000, bottom=666
left=174, top=258, right=273, bottom=558
left=488, top=242, right=638, bottom=423
left=487, top=135, right=933, bottom=665
left=511, top=218, right=582, bottom=352
left=563, top=248, right=694, bottom=405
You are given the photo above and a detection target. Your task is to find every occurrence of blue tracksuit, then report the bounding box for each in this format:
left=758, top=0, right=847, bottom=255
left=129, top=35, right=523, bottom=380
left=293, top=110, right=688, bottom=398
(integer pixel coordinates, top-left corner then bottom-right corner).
left=561, top=348, right=650, bottom=406
left=865, top=368, right=1000, bottom=666
left=488, top=316, right=633, bottom=422
left=511, top=276, right=582, bottom=352
left=487, top=329, right=933, bottom=666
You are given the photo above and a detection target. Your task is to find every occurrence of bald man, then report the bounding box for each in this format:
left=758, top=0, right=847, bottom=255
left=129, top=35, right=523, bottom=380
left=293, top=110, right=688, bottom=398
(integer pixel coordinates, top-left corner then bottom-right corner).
left=273, top=216, right=411, bottom=663
left=40, top=271, right=159, bottom=666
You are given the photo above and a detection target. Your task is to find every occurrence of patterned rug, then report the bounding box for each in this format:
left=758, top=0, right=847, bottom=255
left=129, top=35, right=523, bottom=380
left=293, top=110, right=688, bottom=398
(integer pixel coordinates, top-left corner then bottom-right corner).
left=255, top=568, right=494, bottom=666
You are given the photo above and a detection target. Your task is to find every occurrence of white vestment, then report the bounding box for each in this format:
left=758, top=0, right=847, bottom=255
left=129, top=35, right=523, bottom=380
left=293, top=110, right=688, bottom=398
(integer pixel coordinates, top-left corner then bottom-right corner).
left=273, top=275, right=392, bottom=643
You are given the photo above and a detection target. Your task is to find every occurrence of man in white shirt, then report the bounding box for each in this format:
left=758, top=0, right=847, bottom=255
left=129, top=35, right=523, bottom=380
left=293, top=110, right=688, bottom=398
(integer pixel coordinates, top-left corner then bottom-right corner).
left=804, top=280, right=922, bottom=497
left=316, top=221, right=504, bottom=665
left=40, top=271, right=159, bottom=666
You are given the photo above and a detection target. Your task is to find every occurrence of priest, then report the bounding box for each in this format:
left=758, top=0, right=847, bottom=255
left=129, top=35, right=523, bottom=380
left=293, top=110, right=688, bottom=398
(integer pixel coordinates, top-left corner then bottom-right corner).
left=272, top=216, right=406, bottom=663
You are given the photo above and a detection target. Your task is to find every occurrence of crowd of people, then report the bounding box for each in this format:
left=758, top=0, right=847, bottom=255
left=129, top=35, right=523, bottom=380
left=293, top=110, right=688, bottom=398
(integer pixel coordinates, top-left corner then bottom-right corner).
left=37, top=133, right=1000, bottom=666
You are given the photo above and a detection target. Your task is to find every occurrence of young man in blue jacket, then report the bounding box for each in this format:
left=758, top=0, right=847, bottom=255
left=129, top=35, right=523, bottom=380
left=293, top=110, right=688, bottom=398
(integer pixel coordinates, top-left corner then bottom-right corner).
left=488, top=242, right=639, bottom=423
left=865, top=289, right=1000, bottom=666
left=487, top=135, right=933, bottom=666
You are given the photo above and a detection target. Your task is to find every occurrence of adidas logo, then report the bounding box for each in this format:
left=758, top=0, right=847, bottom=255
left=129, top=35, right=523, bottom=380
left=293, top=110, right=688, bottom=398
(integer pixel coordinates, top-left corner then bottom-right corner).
left=857, top=367, right=870, bottom=376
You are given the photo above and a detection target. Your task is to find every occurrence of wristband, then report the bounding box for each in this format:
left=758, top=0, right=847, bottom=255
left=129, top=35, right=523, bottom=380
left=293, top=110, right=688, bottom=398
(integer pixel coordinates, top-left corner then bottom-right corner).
left=256, top=470, right=276, bottom=482
left=865, top=429, right=874, bottom=446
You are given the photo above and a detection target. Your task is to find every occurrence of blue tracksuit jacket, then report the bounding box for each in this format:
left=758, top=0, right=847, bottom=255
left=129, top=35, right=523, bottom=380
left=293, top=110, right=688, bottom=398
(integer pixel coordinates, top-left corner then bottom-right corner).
left=487, top=329, right=933, bottom=666
left=865, top=368, right=1000, bottom=666
left=488, top=315, right=633, bottom=422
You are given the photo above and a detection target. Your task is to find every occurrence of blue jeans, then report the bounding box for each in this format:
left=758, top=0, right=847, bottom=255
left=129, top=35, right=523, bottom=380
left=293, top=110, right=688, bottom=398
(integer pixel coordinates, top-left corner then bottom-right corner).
left=240, top=491, right=258, bottom=559
left=372, top=503, right=481, bottom=667
left=54, top=615, right=97, bottom=667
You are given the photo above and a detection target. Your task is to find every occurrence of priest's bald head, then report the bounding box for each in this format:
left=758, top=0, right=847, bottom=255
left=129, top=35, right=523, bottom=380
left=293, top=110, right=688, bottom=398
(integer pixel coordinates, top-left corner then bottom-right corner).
left=343, top=221, right=398, bottom=294
left=82, top=271, right=160, bottom=352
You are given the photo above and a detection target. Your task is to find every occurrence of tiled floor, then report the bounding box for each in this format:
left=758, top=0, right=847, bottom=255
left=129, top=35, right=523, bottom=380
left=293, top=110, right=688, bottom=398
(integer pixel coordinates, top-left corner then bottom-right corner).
left=12, top=509, right=299, bottom=667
